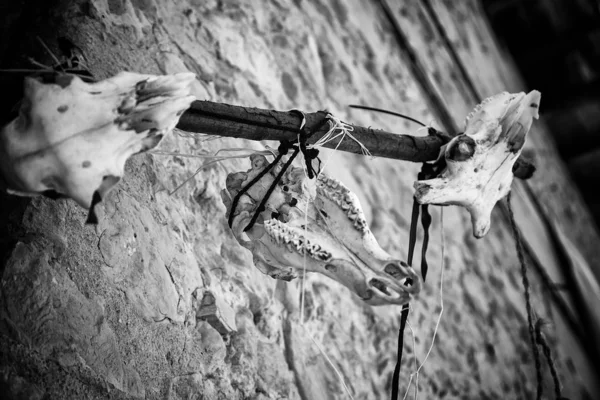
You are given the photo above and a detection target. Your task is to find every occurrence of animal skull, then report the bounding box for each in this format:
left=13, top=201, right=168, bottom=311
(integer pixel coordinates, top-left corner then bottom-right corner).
left=222, top=155, right=420, bottom=306
left=0, top=71, right=196, bottom=217
left=414, top=90, right=541, bottom=238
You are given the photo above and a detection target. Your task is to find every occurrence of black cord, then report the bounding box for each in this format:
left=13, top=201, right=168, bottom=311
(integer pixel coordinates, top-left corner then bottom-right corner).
left=391, top=161, right=441, bottom=400
left=228, top=141, right=293, bottom=228
left=243, top=146, right=300, bottom=232
left=297, top=110, right=330, bottom=179
left=391, top=197, right=420, bottom=400
left=349, top=105, right=427, bottom=127
left=230, top=112, right=331, bottom=231
left=420, top=204, right=432, bottom=281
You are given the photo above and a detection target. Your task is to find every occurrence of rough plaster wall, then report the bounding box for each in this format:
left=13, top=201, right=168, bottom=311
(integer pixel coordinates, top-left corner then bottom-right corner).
left=1, top=0, right=598, bottom=399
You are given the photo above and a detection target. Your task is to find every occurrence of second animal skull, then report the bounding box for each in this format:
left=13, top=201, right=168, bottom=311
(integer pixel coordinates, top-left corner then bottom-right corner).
left=222, top=154, right=420, bottom=306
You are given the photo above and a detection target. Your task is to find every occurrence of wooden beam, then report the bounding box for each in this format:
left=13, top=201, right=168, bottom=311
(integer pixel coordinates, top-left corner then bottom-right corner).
left=177, top=100, right=534, bottom=179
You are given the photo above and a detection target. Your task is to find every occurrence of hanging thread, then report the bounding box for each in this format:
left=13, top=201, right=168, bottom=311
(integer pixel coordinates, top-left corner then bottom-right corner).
left=535, top=320, right=566, bottom=399
left=506, top=191, right=543, bottom=400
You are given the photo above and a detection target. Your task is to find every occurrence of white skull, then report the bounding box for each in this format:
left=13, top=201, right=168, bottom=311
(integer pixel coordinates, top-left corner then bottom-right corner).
left=222, top=156, right=420, bottom=306
left=414, top=90, right=541, bottom=238
left=0, top=71, right=196, bottom=218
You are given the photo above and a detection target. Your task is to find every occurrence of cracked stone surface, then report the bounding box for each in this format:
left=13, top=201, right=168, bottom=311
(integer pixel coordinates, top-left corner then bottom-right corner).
left=1, top=0, right=599, bottom=399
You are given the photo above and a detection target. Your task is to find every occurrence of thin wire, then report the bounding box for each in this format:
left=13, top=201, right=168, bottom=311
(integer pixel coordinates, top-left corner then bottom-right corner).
left=36, top=36, right=65, bottom=72
left=304, top=326, right=355, bottom=399
left=300, top=136, right=310, bottom=325
left=400, top=208, right=445, bottom=400
left=163, top=150, right=274, bottom=195
left=296, top=113, right=374, bottom=399
left=402, top=318, right=419, bottom=400
left=150, top=148, right=273, bottom=159
left=300, top=115, right=354, bottom=322
left=348, top=105, right=427, bottom=127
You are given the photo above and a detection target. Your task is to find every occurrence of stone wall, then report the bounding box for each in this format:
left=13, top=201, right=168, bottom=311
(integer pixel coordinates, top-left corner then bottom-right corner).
left=1, top=0, right=599, bottom=399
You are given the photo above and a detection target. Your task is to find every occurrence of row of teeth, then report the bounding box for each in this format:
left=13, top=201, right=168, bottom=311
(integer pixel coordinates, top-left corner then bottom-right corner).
left=316, top=175, right=368, bottom=232
left=264, top=219, right=332, bottom=261
left=464, top=91, right=511, bottom=128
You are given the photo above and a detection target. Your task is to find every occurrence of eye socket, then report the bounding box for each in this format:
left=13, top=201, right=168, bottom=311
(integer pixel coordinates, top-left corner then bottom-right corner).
left=446, top=135, right=476, bottom=161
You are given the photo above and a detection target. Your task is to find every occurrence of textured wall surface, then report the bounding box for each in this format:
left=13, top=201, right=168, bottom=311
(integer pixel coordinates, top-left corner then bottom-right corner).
left=1, top=0, right=599, bottom=399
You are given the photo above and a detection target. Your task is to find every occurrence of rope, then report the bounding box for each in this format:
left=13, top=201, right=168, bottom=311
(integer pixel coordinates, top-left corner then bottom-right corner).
left=535, top=320, right=565, bottom=399
left=506, top=192, right=543, bottom=399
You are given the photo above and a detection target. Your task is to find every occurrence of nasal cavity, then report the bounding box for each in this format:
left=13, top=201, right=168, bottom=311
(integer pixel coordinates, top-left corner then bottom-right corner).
left=384, top=262, right=404, bottom=278
left=369, top=278, right=391, bottom=295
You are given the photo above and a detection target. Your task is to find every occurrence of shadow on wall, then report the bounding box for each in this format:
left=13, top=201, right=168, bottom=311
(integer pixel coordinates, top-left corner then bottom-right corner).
left=483, top=0, right=600, bottom=228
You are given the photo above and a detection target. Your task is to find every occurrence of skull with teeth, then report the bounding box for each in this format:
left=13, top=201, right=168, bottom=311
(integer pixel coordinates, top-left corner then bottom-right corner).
left=221, top=156, right=420, bottom=306
left=0, top=71, right=196, bottom=219
left=414, top=90, right=541, bottom=238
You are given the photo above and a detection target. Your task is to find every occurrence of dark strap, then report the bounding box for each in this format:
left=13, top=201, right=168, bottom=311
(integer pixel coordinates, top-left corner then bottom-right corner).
left=391, top=196, right=420, bottom=400
left=243, top=146, right=300, bottom=231
left=297, top=111, right=330, bottom=179
left=391, top=160, right=440, bottom=400
left=420, top=204, right=432, bottom=281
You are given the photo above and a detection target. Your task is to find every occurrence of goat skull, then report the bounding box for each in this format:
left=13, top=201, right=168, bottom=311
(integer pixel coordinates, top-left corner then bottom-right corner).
left=414, top=91, right=541, bottom=238
left=0, top=72, right=196, bottom=217
left=222, top=155, right=420, bottom=306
